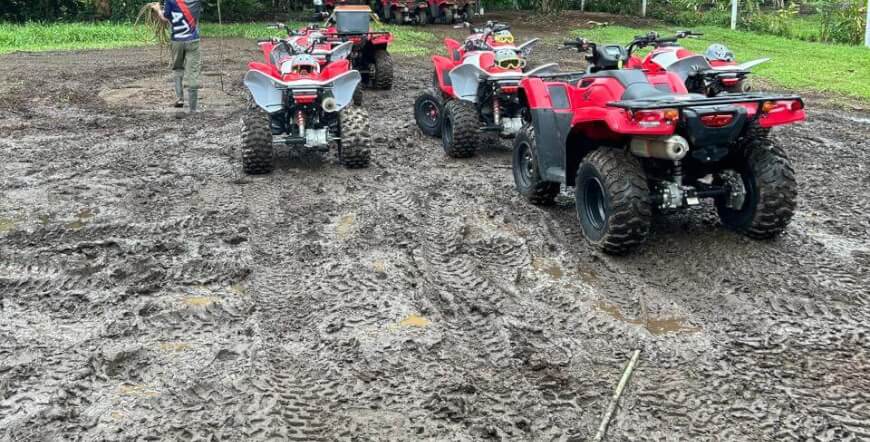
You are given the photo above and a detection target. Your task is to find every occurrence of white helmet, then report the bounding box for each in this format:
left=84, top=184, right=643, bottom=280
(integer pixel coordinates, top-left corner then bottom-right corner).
left=704, top=43, right=735, bottom=62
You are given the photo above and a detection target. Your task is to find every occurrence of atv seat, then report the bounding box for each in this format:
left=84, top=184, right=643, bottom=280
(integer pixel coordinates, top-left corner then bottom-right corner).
left=586, top=69, right=674, bottom=101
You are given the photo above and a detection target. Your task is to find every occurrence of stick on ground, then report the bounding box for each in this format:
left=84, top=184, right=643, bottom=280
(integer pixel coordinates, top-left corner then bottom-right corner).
left=593, top=349, right=641, bottom=442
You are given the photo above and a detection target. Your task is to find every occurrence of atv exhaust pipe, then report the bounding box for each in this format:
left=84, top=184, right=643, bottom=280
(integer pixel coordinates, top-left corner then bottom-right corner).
left=630, top=135, right=689, bottom=161
left=321, top=96, right=338, bottom=113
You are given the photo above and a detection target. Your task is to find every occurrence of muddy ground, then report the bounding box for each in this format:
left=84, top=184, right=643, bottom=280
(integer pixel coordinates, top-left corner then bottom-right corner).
left=1, top=13, right=869, bottom=441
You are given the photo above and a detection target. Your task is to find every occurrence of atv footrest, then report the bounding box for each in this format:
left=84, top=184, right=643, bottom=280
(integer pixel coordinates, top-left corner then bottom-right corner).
left=480, top=125, right=503, bottom=132
left=276, top=136, right=306, bottom=145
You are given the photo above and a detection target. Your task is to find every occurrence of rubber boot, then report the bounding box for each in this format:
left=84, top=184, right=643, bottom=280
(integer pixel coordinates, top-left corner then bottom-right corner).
left=188, top=89, right=198, bottom=113
left=173, top=75, right=184, bottom=108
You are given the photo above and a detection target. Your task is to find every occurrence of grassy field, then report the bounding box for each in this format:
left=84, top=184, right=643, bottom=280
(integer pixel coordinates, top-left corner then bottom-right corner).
left=572, top=25, right=870, bottom=101
left=0, top=21, right=436, bottom=55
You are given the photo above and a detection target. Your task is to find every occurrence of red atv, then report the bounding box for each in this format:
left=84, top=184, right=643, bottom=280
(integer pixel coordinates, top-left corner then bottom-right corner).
left=624, top=31, right=769, bottom=96
left=240, top=27, right=371, bottom=173
left=317, top=5, right=394, bottom=90
left=414, top=22, right=553, bottom=157
left=512, top=38, right=804, bottom=253
left=377, top=0, right=478, bottom=24
left=271, top=22, right=366, bottom=104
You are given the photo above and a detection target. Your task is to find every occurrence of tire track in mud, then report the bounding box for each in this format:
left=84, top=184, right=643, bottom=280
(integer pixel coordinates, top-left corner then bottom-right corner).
left=1, top=33, right=869, bottom=441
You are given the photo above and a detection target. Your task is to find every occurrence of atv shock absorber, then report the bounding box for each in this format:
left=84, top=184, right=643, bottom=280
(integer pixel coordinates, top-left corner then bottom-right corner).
left=296, top=110, right=305, bottom=136
left=673, top=160, right=683, bottom=186
left=493, top=97, right=501, bottom=125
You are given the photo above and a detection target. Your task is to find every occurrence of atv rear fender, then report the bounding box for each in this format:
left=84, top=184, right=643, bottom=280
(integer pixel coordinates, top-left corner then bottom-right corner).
left=370, top=33, right=393, bottom=46
left=449, top=63, right=559, bottom=103
left=432, top=55, right=456, bottom=96
left=243, top=69, right=361, bottom=114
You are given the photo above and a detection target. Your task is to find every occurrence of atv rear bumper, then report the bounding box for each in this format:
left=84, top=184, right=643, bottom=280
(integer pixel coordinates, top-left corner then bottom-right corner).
left=607, top=93, right=803, bottom=111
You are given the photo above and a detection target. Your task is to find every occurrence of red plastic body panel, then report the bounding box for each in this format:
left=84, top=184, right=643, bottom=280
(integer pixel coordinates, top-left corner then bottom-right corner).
left=432, top=55, right=456, bottom=96
left=371, top=34, right=393, bottom=46
left=321, top=59, right=351, bottom=80
left=248, top=61, right=280, bottom=79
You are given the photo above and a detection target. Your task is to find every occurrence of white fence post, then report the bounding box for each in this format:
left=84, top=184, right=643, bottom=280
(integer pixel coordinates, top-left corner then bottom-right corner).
left=731, top=0, right=738, bottom=30
left=642, top=0, right=647, bottom=17
left=865, top=0, right=870, bottom=47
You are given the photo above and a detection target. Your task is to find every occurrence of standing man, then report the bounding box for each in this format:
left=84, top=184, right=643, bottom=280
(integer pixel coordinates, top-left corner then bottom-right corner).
left=155, top=0, right=203, bottom=114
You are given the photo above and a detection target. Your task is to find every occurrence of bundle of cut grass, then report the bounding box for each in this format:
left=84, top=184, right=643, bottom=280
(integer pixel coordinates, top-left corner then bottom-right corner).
left=135, top=2, right=169, bottom=45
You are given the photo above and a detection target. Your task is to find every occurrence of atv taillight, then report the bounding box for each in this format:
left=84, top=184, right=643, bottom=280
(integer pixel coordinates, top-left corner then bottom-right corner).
left=761, top=100, right=803, bottom=114
left=700, top=114, right=734, bottom=128
left=500, top=86, right=519, bottom=94
left=633, top=109, right=679, bottom=128
left=293, top=94, right=318, bottom=105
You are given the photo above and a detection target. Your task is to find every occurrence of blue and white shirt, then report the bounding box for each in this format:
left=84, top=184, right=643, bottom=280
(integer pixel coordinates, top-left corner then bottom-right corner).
left=163, top=0, right=202, bottom=42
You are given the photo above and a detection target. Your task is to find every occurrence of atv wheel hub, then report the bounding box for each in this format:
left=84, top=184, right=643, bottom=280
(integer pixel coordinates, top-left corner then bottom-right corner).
left=583, top=177, right=607, bottom=230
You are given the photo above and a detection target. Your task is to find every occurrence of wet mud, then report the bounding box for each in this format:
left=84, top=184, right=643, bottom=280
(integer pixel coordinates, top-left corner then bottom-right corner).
left=1, top=16, right=869, bottom=441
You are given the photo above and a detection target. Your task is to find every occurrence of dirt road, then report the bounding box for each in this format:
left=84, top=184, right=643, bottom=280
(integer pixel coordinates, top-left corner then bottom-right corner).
left=1, top=19, right=869, bottom=441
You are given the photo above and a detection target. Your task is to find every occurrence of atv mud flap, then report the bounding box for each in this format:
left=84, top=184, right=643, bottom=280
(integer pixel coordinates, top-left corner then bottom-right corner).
left=530, top=108, right=573, bottom=183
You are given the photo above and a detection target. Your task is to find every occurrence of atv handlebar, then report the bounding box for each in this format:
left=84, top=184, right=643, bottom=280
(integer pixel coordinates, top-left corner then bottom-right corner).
left=626, top=30, right=703, bottom=54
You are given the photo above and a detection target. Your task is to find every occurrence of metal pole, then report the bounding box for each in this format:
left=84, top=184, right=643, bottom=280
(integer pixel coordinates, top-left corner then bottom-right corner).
left=731, top=0, right=738, bottom=30
left=641, top=0, right=647, bottom=17
left=865, top=0, right=870, bottom=48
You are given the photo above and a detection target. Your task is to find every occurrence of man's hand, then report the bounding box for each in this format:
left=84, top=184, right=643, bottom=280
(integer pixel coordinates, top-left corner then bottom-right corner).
left=151, top=3, right=170, bottom=24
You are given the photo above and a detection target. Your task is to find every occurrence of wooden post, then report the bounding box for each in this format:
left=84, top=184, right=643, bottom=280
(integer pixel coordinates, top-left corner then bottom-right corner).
left=731, top=0, right=737, bottom=30
left=641, top=0, right=647, bottom=17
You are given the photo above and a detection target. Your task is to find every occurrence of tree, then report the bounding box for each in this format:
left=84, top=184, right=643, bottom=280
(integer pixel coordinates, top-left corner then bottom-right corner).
left=94, top=0, right=112, bottom=19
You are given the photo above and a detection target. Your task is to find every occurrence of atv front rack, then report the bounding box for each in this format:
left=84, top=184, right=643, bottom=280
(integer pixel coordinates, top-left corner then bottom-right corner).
left=527, top=71, right=588, bottom=81
left=608, top=93, right=804, bottom=111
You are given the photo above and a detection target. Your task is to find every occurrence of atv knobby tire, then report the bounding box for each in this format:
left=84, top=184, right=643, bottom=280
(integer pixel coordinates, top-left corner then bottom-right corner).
left=241, top=110, right=274, bottom=175
left=338, top=106, right=372, bottom=169
left=414, top=88, right=444, bottom=137
left=373, top=49, right=394, bottom=90
left=441, top=99, right=478, bottom=158
left=512, top=125, right=559, bottom=205
left=715, top=135, right=797, bottom=238
left=575, top=148, right=652, bottom=254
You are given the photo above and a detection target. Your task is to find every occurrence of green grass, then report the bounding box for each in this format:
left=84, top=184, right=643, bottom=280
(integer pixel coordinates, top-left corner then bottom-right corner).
left=572, top=25, right=870, bottom=101
left=0, top=22, right=152, bottom=53
left=0, top=21, right=436, bottom=56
